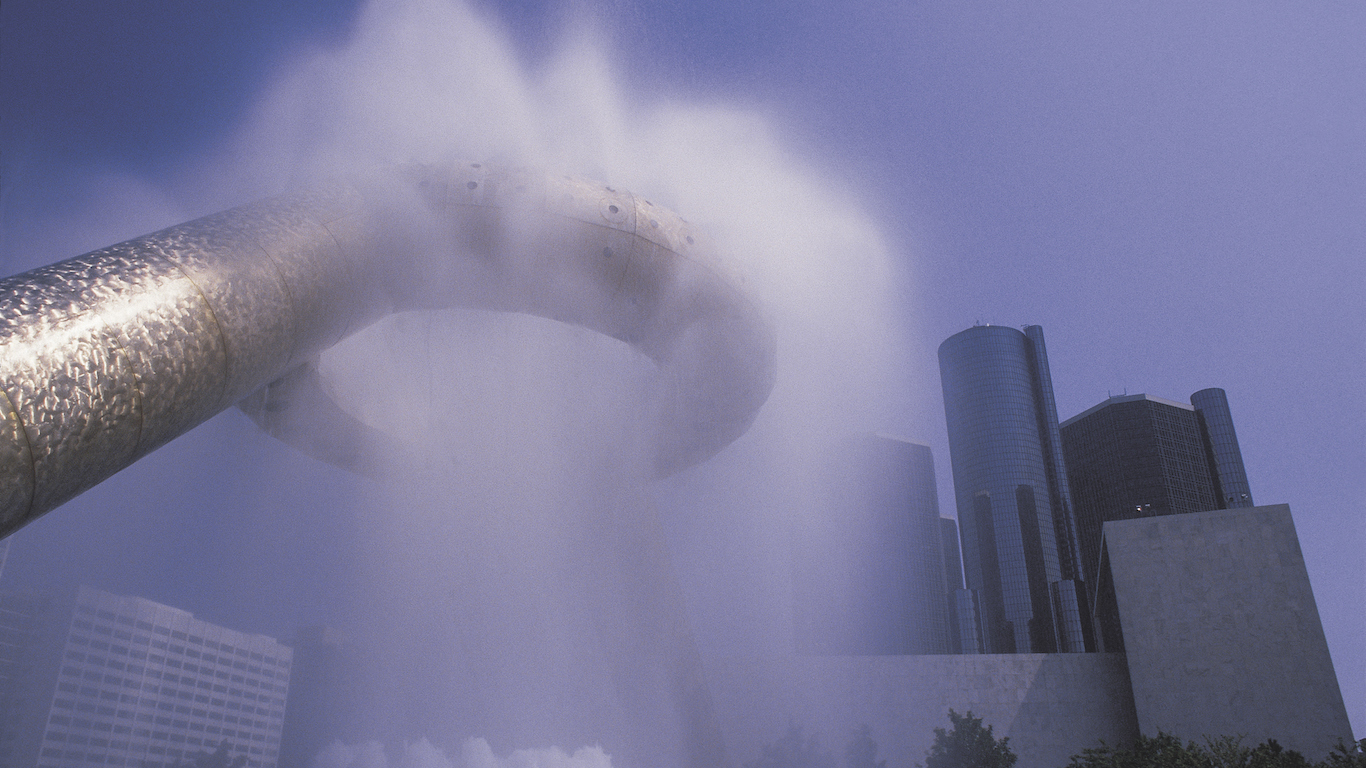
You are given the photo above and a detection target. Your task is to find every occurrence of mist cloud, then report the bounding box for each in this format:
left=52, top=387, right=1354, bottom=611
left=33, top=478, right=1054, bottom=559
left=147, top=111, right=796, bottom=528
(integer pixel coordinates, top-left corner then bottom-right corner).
left=313, top=737, right=612, bottom=768
left=210, top=0, right=910, bottom=761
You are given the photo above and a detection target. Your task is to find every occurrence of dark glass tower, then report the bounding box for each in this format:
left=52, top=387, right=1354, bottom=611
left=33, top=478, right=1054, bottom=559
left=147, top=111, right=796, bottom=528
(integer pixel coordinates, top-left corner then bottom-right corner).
left=1190, top=388, right=1255, bottom=509
left=1060, top=388, right=1255, bottom=650
left=937, top=325, right=1088, bottom=654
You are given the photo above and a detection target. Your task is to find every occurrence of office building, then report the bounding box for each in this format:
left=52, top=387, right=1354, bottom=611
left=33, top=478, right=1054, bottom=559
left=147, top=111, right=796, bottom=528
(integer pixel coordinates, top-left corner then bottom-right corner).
left=1059, top=389, right=1255, bottom=649
left=0, top=588, right=50, bottom=744
left=793, top=435, right=952, bottom=655
left=0, top=585, right=291, bottom=768
left=937, top=325, right=1088, bottom=654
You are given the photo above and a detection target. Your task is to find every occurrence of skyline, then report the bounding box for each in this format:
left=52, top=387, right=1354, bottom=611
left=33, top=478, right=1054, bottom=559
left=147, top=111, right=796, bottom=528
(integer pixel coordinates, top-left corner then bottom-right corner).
left=0, top=0, right=1360, bottom=742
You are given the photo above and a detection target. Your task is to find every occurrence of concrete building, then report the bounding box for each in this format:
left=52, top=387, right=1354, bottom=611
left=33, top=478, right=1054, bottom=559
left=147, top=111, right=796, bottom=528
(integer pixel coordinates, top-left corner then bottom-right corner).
left=1103, top=504, right=1351, bottom=758
left=1060, top=390, right=1255, bottom=650
left=938, top=325, right=1088, bottom=653
left=278, top=627, right=352, bottom=768
left=0, top=585, right=291, bottom=768
left=708, top=652, right=1138, bottom=768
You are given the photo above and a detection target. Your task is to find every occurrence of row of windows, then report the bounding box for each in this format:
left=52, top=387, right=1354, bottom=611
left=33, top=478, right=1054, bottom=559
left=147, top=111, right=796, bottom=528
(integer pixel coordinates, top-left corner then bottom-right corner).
left=62, top=657, right=286, bottom=696
left=59, top=664, right=286, bottom=704
left=38, top=754, right=274, bottom=759
left=39, top=750, right=277, bottom=768
left=66, top=630, right=288, bottom=677
left=53, top=681, right=283, bottom=718
left=48, top=714, right=281, bottom=737
left=42, top=731, right=280, bottom=749
left=47, top=703, right=281, bottom=733
left=70, top=609, right=289, bottom=668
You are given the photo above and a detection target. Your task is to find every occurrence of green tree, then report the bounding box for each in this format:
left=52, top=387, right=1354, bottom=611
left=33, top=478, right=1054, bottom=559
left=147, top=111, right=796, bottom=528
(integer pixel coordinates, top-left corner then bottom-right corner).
left=1321, top=739, right=1366, bottom=768
left=845, top=724, right=886, bottom=768
left=1067, top=733, right=1207, bottom=768
left=745, top=722, right=837, bottom=768
left=1067, top=733, right=1342, bottom=768
left=923, top=709, right=1017, bottom=768
left=1243, top=738, right=1312, bottom=768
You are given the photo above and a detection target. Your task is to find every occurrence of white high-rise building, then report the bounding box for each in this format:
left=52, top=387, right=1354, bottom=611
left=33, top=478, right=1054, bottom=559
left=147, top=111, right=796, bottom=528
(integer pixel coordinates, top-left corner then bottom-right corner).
left=0, top=585, right=291, bottom=768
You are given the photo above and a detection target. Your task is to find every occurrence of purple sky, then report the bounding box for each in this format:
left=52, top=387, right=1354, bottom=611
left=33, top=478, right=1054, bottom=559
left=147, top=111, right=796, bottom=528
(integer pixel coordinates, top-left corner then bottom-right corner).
left=2, top=0, right=1362, bottom=739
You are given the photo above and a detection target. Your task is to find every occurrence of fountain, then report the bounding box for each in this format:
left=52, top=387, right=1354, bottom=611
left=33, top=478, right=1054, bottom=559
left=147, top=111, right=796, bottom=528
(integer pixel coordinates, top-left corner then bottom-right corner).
left=0, top=162, right=776, bottom=766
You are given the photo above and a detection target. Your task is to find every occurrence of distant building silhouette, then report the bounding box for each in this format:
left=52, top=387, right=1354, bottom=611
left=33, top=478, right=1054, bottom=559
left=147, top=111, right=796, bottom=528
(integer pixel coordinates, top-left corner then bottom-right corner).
left=793, top=434, right=955, bottom=655
left=278, top=626, right=388, bottom=767
left=1060, top=389, right=1255, bottom=650
left=939, top=517, right=984, bottom=654
left=0, top=585, right=291, bottom=768
left=938, top=325, right=1089, bottom=654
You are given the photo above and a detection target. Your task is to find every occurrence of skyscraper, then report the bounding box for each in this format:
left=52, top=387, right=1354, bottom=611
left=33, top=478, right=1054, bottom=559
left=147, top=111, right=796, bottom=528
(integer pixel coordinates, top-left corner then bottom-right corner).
left=938, top=325, right=1088, bottom=654
left=1060, top=388, right=1255, bottom=649
left=0, top=585, right=292, bottom=768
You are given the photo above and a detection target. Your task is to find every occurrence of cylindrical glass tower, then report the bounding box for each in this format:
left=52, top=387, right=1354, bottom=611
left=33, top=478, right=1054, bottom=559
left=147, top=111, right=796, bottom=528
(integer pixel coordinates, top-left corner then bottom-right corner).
left=1191, top=387, right=1255, bottom=508
left=938, top=325, right=1084, bottom=653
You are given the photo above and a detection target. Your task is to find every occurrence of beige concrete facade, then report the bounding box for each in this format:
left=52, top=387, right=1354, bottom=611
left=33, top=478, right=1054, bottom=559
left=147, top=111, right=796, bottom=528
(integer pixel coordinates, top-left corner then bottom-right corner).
left=1105, top=504, right=1353, bottom=759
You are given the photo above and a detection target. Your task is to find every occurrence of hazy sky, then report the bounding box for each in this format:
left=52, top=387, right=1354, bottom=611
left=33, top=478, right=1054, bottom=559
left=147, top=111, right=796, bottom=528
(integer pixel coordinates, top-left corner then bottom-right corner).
left=1, top=0, right=1362, bottom=740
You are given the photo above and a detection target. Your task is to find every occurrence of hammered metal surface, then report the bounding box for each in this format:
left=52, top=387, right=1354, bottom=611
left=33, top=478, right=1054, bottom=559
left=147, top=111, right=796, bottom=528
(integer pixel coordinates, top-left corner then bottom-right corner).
left=221, top=199, right=360, bottom=369
left=0, top=162, right=777, bottom=534
left=0, top=387, right=34, bottom=530
left=89, top=246, right=229, bottom=458
left=0, top=250, right=220, bottom=519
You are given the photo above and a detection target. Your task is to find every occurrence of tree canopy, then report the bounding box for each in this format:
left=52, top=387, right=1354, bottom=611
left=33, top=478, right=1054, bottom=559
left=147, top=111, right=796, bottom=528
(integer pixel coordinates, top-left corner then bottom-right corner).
left=1066, top=733, right=1366, bottom=768
left=924, top=709, right=1018, bottom=768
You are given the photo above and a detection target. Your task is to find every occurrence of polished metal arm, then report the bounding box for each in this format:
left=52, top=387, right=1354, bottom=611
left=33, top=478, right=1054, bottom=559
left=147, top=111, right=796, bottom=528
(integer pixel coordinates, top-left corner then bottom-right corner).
left=0, top=163, right=776, bottom=536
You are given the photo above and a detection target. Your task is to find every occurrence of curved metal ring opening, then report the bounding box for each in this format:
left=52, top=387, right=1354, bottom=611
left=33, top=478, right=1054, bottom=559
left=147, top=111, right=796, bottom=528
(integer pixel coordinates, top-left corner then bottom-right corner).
left=0, top=163, right=776, bottom=536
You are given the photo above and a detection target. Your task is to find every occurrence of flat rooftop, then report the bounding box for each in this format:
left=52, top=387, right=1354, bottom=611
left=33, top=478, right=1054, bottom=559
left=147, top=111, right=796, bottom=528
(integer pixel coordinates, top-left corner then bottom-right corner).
left=1060, top=393, right=1194, bottom=428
